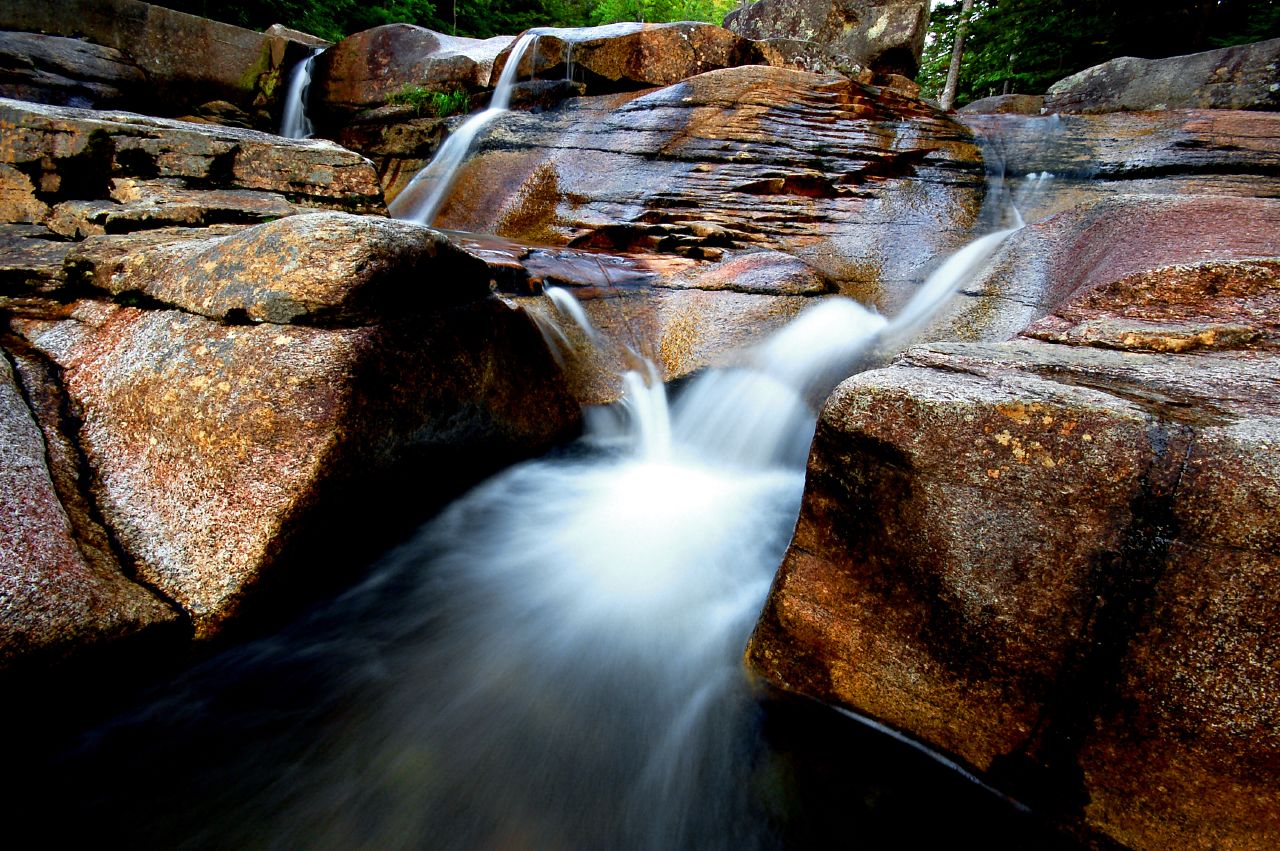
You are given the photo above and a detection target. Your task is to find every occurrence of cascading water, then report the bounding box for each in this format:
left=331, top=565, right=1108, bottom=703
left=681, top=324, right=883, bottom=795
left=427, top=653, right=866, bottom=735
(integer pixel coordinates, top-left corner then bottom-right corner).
left=280, top=48, right=323, bottom=139
left=25, top=57, right=1069, bottom=847
left=388, top=32, right=542, bottom=224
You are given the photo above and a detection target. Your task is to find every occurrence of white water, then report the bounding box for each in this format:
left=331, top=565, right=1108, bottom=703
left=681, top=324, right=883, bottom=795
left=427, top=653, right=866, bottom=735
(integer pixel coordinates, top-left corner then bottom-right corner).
left=389, top=32, right=542, bottom=224
left=280, top=48, right=322, bottom=139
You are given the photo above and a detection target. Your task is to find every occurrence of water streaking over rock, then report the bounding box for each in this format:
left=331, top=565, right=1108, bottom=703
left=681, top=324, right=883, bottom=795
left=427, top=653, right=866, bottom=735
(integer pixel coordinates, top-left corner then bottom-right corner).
left=388, top=31, right=541, bottom=224
left=279, top=47, right=322, bottom=139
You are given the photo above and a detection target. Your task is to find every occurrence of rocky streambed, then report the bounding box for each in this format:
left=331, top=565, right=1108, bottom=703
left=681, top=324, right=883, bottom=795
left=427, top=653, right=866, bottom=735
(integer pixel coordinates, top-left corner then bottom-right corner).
left=1, top=1, right=1278, bottom=848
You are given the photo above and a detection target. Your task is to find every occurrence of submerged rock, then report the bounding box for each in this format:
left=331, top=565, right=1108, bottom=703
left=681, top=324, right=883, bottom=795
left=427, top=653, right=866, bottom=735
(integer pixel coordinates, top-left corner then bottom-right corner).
left=1044, top=37, right=1280, bottom=114
left=724, top=0, right=931, bottom=77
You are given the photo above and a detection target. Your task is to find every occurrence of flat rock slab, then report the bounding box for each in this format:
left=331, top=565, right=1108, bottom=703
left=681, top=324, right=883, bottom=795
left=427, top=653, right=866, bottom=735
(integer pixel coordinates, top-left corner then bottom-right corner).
left=0, top=98, right=385, bottom=217
left=0, top=31, right=144, bottom=109
left=1045, top=36, right=1280, bottom=114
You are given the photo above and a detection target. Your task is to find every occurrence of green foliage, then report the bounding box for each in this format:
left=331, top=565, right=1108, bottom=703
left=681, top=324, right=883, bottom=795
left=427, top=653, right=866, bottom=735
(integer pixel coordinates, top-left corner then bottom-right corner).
left=389, top=86, right=472, bottom=116
left=919, top=0, right=1280, bottom=107
left=588, top=0, right=737, bottom=25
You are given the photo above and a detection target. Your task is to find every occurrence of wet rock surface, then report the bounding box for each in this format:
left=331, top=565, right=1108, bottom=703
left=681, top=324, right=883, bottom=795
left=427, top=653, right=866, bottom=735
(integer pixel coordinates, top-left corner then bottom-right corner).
left=311, top=25, right=513, bottom=127
left=430, top=65, right=985, bottom=318
left=724, top=0, right=931, bottom=77
left=0, top=0, right=318, bottom=128
left=1044, top=37, right=1280, bottom=114
left=749, top=229, right=1280, bottom=849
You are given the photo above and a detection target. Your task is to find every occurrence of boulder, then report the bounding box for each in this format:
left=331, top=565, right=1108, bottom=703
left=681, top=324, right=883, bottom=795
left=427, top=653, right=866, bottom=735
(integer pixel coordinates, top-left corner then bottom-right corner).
left=489, top=22, right=765, bottom=93
left=8, top=211, right=579, bottom=639
left=1044, top=37, right=1280, bottom=114
left=0, top=31, right=144, bottom=109
left=0, top=347, right=179, bottom=664
left=0, top=0, right=319, bottom=128
left=724, top=0, right=931, bottom=77
left=422, top=65, right=985, bottom=319
left=747, top=210, right=1280, bottom=847
left=0, top=99, right=385, bottom=223
left=310, top=25, right=513, bottom=127
left=957, top=94, right=1043, bottom=115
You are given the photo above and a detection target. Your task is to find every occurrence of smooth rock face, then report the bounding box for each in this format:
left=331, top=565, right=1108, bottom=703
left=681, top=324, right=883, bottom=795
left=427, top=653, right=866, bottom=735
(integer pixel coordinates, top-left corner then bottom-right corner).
left=1044, top=37, right=1280, bottom=114
left=0, top=349, right=178, bottom=663
left=429, top=65, right=985, bottom=318
left=0, top=0, right=314, bottom=127
left=748, top=251, right=1280, bottom=849
left=489, top=22, right=764, bottom=93
left=0, top=31, right=145, bottom=109
left=311, top=25, right=513, bottom=126
left=724, top=0, right=931, bottom=77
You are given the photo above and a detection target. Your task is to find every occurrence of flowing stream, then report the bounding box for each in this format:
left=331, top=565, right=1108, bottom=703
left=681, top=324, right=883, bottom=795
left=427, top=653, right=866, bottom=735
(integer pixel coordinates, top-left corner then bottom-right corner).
left=19, top=40, right=1071, bottom=849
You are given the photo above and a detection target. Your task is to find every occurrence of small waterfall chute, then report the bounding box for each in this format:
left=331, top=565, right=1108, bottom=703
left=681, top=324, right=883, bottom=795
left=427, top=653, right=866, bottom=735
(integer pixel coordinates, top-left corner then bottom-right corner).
left=280, top=47, right=322, bottom=139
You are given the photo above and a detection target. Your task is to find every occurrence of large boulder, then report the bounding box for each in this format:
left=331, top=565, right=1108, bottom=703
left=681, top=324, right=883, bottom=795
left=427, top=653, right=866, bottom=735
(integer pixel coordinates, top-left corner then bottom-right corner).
left=417, top=65, right=985, bottom=318
left=489, top=22, right=765, bottom=93
left=724, top=0, right=931, bottom=77
left=310, top=25, right=513, bottom=127
left=0, top=31, right=145, bottom=109
left=1044, top=37, right=1280, bottom=114
left=0, top=0, right=318, bottom=128
left=746, top=185, right=1280, bottom=847
left=7, top=211, right=579, bottom=641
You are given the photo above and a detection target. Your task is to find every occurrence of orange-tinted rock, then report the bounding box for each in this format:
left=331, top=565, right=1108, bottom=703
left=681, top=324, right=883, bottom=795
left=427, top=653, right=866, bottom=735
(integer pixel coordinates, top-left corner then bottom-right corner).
left=1044, top=37, right=1280, bottom=114
left=748, top=252, right=1280, bottom=848
left=11, top=286, right=577, bottom=637
left=0, top=99, right=386, bottom=217
left=490, top=22, right=764, bottom=93
left=79, top=211, right=491, bottom=324
left=958, top=94, right=1043, bottom=115
left=0, top=347, right=177, bottom=664
left=725, top=0, right=930, bottom=77
left=432, top=65, right=985, bottom=317
left=312, top=25, right=512, bottom=126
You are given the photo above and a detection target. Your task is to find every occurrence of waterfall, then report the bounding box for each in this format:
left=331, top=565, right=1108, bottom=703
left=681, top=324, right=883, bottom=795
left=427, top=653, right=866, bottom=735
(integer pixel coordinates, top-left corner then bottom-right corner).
left=388, top=32, right=542, bottom=224
left=280, top=48, right=322, bottom=139
left=42, top=59, right=1056, bottom=850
